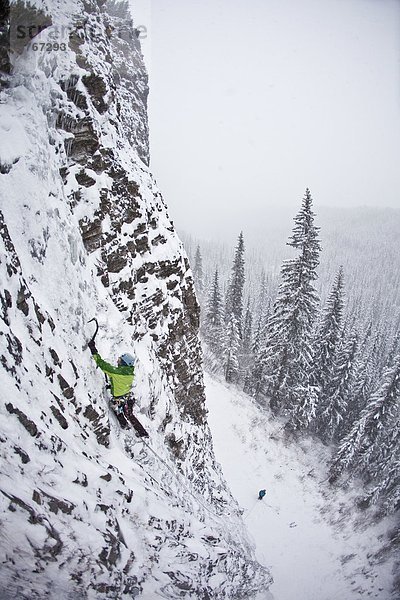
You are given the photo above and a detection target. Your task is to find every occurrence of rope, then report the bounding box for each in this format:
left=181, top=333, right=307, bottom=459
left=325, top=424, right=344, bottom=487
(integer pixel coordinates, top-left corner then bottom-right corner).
left=243, top=499, right=259, bottom=521
left=261, top=501, right=280, bottom=515
left=244, top=498, right=280, bottom=520
left=141, top=439, right=214, bottom=517
left=116, top=411, right=265, bottom=548
left=138, top=437, right=249, bottom=551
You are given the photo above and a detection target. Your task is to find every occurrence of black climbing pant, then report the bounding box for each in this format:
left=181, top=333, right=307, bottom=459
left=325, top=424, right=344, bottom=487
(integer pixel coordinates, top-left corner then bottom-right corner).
left=112, top=397, right=149, bottom=437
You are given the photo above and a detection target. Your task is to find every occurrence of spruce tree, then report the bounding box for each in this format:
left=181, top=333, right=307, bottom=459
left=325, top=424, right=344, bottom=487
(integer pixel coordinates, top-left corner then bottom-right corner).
left=362, top=415, right=400, bottom=513
left=329, top=355, right=400, bottom=483
left=340, top=337, right=376, bottom=439
left=386, top=328, right=400, bottom=371
left=316, top=329, right=359, bottom=442
left=312, top=267, right=345, bottom=396
left=242, top=300, right=253, bottom=353
left=193, top=245, right=204, bottom=295
left=204, top=267, right=223, bottom=352
left=224, top=313, right=240, bottom=383
left=225, top=232, right=245, bottom=337
left=247, top=325, right=268, bottom=398
left=262, top=189, right=321, bottom=428
left=242, top=300, right=254, bottom=389
left=254, top=270, right=269, bottom=330
left=246, top=274, right=273, bottom=397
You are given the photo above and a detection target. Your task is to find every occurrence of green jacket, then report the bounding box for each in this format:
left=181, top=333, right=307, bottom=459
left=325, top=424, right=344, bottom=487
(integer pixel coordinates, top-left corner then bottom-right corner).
left=93, top=354, right=134, bottom=398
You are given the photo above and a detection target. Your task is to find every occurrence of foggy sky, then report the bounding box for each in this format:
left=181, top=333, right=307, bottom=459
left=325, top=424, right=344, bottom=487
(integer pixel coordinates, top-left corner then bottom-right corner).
left=139, top=0, right=400, bottom=240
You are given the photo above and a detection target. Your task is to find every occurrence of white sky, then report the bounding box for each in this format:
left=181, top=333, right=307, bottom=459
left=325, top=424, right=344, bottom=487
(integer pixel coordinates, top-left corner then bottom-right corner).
left=136, top=0, right=400, bottom=239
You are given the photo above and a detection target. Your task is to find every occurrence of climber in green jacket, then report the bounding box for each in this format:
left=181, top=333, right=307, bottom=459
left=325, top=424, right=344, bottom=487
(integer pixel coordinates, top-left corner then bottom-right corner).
left=88, top=339, right=148, bottom=437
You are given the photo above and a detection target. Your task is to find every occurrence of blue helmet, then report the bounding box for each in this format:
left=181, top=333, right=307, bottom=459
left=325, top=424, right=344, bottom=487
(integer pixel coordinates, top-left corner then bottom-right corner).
left=120, top=353, right=135, bottom=367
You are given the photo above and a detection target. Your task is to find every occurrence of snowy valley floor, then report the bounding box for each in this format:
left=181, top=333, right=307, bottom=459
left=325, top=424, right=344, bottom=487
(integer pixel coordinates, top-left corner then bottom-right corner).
left=205, top=373, right=398, bottom=600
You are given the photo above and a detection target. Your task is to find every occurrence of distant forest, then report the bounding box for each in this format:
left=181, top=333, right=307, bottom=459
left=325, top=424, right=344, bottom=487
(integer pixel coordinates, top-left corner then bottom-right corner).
left=182, top=192, right=400, bottom=517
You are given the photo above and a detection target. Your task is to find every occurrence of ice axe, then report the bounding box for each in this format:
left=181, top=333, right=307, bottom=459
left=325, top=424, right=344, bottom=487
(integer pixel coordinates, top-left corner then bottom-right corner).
left=83, top=317, right=99, bottom=351
left=88, top=317, right=99, bottom=343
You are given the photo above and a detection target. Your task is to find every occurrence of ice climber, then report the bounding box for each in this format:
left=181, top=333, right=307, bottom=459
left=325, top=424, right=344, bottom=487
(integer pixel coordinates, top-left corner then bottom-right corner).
left=258, top=489, right=266, bottom=500
left=88, top=339, right=149, bottom=437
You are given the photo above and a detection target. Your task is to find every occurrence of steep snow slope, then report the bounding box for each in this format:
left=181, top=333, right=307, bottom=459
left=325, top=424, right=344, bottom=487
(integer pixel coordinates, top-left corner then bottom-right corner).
left=206, top=374, right=398, bottom=600
left=0, top=0, right=271, bottom=597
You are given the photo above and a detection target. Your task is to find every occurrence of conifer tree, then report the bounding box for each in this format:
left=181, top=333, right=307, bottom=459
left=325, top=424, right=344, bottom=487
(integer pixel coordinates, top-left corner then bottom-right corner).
left=242, top=300, right=254, bottom=389
left=340, top=331, right=377, bottom=440
left=204, top=267, right=223, bottom=352
left=247, top=272, right=272, bottom=393
left=362, top=415, right=400, bottom=513
left=261, top=189, right=321, bottom=428
left=246, top=272, right=273, bottom=394
left=247, top=327, right=267, bottom=398
left=254, top=270, right=268, bottom=329
left=223, top=313, right=241, bottom=383
left=312, top=267, right=345, bottom=396
left=370, top=455, right=400, bottom=515
left=341, top=361, right=371, bottom=438
left=316, top=329, right=359, bottom=442
left=193, top=245, right=204, bottom=295
left=242, top=300, right=253, bottom=353
left=329, top=355, right=400, bottom=483
left=369, top=322, right=393, bottom=380
left=386, top=328, right=400, bottom=371
left=225, top=232, right=245, bottom=337
left=252, top=314, right=265, bottom=360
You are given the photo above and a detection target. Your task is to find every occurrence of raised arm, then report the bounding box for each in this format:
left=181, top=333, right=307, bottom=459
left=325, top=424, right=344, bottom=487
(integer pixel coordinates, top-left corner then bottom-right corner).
left=92, top=353, right=122, bottom=375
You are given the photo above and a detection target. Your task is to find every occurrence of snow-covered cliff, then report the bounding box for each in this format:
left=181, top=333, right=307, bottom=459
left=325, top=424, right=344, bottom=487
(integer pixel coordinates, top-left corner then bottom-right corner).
left=0, top=1, right=271, bottom=597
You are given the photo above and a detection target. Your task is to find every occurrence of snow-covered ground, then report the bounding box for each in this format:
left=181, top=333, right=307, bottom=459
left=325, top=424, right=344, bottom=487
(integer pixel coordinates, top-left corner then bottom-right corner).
left=205, top=373, right=397, bottom=600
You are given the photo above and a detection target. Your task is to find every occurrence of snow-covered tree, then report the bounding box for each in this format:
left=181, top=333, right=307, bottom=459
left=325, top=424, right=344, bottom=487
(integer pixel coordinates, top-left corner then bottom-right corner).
left=223, top=313, right=241, bottom=383
left=340, top=338, right=376, bottom=439
left=362, top=415, right=400, bottom=513
left=246, top=330, right=266, bottom=399
left=247, top=273, right=272, bottom=396
left=225, top=232, right=245, bottom=337
left=386, top=328, right=400, bottom=373
left=204, top=267, right=224, bottom=352
left=370, top=455, right=400, bottom=515
left=253, top=270, right=269, bottom=329
left=241, top=300, right=254, bottom=389
left=329, top=355, right=400, bottom=483
left=315, top=329, right=359, bottom=442
left=193, top=245, right=204, bottom=296
left=261, top=189, right=321, bottom=429
left=242, top=300, right=253, bottom=353
left=312, top=267, right=345, bottom=395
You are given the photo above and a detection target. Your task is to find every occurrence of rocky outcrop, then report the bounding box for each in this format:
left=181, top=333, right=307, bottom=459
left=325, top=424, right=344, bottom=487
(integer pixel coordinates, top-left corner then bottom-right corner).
left=0, top=0, right=271, bottom=597
left=54, top=0, right=209, bottom=475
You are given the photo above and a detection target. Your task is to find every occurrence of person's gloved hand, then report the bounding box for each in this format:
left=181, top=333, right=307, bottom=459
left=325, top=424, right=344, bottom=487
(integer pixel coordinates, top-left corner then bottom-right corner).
left=88, top=339, right=98, bottom=355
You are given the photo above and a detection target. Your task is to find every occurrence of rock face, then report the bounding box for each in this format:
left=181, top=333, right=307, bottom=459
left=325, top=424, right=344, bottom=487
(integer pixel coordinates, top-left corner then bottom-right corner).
left=0, top=1, right=271, bottom=598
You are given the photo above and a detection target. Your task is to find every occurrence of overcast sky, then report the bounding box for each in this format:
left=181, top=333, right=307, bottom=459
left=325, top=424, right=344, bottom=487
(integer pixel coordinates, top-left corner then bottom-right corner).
left=136, top=0, right=400, bottom=239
